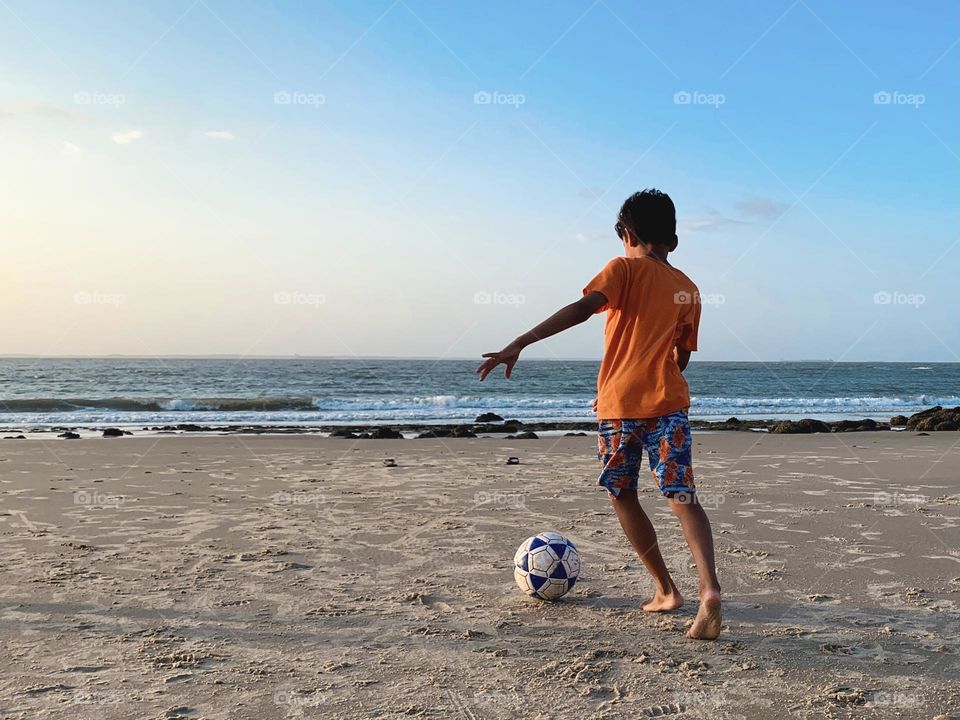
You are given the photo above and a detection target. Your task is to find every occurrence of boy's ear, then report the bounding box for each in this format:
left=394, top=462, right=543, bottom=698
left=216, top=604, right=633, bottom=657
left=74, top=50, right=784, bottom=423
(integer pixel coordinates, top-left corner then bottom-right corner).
left=668, top=234, right=679, bottom=252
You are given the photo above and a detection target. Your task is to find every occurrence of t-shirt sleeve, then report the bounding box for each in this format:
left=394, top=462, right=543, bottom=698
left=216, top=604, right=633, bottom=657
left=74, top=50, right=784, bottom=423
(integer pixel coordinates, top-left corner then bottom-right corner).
left=676, top=288, right=702, bottom=351
left=583, top=258, right=626, bottom=313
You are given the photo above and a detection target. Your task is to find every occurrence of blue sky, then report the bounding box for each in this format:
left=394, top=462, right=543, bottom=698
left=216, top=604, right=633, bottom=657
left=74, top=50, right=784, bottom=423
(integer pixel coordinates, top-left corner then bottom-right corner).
left=1, top=0, right=957, bottom=360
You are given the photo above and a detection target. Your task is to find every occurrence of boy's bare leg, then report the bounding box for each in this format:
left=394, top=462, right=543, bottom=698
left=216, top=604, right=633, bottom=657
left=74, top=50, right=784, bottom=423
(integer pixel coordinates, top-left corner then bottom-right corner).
left=669, top=497, right=722, bottom=639
left=609, top=489, right=683, bottom=612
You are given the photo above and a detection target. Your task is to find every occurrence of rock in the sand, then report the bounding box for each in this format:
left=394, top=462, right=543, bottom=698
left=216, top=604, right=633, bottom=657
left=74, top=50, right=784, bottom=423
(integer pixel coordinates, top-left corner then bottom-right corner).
left=906, top=406, right=960, bottom=431
left=329, top=428, right=360, bottom=438
left=3, top=435, right=26, bottom=440
left=368, top=427, right=404, bottom=439
left=475, top=412, right=504, bottom=423
left=417, top=429, right=452, bottom=438
left=771, top=418, right=831, bottom=434
left=832, top=418, right=879, bottom=432
left=58, top=431, right=80, bottom=439
left=565, top=431, right=587, bottom=436
left=506, top=431, right=539, bottom=439
left=102, top=428, right=130, bottom=438
left=452, top=427, right=477, bottom=438
left=890, top=415, right=909, bottom=426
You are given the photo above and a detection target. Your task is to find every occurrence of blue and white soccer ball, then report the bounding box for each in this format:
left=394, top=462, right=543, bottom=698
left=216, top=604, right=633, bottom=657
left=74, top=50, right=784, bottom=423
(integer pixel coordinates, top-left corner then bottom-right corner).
left=513, top=531, right=580, bottom=601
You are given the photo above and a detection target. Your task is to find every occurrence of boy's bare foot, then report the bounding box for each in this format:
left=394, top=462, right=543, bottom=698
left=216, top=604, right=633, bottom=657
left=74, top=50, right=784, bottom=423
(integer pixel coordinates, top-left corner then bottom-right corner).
left=687, top=589, right=721, bottom=639
left=642, top=587, right=684, bottom=612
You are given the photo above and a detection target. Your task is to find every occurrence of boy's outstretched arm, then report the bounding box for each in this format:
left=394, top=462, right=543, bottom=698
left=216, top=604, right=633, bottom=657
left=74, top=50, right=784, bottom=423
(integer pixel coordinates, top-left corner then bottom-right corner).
left=675, top=347, right=691, bottom=371
left=476, top=291, right=608, bottom=381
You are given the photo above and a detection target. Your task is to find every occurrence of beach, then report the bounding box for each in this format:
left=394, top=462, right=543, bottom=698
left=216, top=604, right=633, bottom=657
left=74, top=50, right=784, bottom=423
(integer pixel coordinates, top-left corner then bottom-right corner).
left=3, top=431, right=959, bottom=719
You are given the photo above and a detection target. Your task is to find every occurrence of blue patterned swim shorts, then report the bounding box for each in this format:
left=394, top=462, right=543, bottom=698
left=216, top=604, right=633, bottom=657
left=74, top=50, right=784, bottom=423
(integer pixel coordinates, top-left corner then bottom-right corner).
left=597, top=410, right=696, bottom=499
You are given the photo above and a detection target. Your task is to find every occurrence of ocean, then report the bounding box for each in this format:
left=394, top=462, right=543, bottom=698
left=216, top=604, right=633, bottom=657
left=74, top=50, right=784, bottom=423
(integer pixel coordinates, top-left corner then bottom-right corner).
left=0, top=358, right=957, bottom=427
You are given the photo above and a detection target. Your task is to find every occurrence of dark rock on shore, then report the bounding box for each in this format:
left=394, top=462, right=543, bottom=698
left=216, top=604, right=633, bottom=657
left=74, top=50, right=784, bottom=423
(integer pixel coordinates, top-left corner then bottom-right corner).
left=475, top=412, right=504, bottom=423
left=330, top=428, right=360, bottom=439
left=365, top=427, right=404, bottom=439
left=176, top=423, right=214, bottom=432
left=102, top=428, right=131, bottom=438
left=905, top=406, right=960, bottom=431
left=506, top=431, right=539, bottom=440
left=832, top=418, right=878, bottom=432
left=890, top=415, right=909, bottom=426
left=771, top=419, right=832, bottom=434
left=565, top=432, right=587, bottom=436
left=58, top=431, right=80, bottom=439
left=3, top=435, right=26, bottom=440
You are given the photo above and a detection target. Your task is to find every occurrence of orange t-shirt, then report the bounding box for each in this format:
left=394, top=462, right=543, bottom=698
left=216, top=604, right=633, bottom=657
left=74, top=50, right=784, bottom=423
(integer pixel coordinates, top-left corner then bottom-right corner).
left=583, top=256, right=701, bottom=420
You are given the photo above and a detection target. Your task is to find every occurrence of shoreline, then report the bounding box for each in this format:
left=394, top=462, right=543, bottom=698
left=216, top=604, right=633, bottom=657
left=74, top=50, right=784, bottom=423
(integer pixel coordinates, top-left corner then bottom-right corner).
left=2, top=405, right=958, bottom=439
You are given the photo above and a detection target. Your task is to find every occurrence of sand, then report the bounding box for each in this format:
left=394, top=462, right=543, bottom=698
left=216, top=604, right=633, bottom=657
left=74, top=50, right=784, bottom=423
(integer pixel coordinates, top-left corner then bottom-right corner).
left=2, top=431, right=960, bottom=719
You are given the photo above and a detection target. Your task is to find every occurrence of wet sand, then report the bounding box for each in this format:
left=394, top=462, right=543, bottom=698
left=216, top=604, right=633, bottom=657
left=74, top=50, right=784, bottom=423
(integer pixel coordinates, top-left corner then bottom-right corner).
left=2, top=431, right=959, bottom=719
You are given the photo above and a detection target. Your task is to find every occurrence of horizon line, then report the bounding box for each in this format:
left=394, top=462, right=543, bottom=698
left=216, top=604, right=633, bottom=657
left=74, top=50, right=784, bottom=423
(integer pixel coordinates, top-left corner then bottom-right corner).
left=0, top=355, right=955, bottom=364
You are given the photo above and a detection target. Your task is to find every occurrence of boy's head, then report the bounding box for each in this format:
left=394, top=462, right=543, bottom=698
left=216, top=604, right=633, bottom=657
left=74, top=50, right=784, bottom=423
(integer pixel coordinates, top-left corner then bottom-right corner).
left=615, top=189, right=677, bottom=251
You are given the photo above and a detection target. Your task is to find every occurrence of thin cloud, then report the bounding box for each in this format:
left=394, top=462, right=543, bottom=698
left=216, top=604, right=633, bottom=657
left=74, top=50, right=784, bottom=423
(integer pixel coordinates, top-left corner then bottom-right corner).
left=736, top=196, right=785, bottom=220
left=679, top=211, right=748, bottom=233
left=61, top=141, right=83, bottom=155
left=0, top=100, right=90, bottom=123
left=112, top=129, right=144, bottom=144
left=204, top=130, right=234, bottom=140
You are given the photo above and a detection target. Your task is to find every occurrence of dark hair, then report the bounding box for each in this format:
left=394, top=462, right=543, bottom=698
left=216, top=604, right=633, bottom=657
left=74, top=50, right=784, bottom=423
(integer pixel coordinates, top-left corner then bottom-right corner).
left=615, top=188, right=676, bottom=245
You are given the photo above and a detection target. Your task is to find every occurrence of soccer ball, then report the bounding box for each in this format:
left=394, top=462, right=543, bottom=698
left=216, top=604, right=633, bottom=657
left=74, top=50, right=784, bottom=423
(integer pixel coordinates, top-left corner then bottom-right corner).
left=513, top=531, right=580, bottom=600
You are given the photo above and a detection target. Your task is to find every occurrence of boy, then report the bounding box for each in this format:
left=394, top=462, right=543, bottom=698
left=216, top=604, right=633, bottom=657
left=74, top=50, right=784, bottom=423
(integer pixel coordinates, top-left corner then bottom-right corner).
left=477, top=189, right=721, bottom=640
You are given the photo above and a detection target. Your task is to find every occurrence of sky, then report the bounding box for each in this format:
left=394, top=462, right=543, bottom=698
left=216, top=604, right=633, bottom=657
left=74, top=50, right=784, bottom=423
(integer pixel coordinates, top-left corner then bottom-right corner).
left=1, top=0, right=958, bottom=361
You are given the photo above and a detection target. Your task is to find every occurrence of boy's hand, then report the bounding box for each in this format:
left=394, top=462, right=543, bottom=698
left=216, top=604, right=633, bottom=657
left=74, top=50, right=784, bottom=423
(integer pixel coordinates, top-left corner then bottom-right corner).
left=476, top=342, right=523, bottom=381
left=592, top=397, right=598, bottom=414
